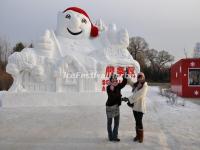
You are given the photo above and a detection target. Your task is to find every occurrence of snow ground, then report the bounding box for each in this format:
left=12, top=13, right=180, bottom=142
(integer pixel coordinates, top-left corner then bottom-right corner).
left=0, top=86, right=200, bottom=150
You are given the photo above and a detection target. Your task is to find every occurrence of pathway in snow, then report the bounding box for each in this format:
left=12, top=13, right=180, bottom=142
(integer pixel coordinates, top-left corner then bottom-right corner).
left=0, top=87, right=200, bottom=150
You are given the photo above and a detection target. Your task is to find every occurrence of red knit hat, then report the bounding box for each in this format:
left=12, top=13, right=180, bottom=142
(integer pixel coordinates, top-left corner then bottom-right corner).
left=63, top=7, right=99, bottom=38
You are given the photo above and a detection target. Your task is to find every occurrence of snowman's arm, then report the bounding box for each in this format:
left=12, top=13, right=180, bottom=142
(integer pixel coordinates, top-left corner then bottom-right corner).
left=50, top=30, right=63, bottom=57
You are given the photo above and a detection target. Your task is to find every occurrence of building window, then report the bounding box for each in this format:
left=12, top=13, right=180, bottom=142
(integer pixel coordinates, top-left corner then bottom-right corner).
left=188, top=68, right=200, bottom=86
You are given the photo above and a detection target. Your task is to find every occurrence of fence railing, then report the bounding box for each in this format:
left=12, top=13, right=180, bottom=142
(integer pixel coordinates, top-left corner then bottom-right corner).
left=160, top=88, right=185, bottom=106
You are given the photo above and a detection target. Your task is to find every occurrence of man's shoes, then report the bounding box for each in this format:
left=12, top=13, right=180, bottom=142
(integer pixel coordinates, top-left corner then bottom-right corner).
left=109, top=138, right=113, bottom=141
left=112, top=138, right=120, bottom=142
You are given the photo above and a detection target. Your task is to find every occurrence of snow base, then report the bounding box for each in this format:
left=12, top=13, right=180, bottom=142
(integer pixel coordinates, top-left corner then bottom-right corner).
left=0, top=92, right=107, bottom=107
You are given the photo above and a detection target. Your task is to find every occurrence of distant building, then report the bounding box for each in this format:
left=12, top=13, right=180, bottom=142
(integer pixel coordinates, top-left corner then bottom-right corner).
left=193, top=43, right=200, bottom=58
left=171, top=58, right=200, bottom=98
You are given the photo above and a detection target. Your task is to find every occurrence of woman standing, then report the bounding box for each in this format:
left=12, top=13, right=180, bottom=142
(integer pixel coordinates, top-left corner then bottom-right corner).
left=125, top=72, right=148, bottom=143
left=106, top=74, right=127, bottom=142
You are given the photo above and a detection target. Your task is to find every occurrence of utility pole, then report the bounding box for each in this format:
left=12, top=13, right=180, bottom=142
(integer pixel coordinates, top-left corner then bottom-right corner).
left=184, top=48, right=187, bottom=58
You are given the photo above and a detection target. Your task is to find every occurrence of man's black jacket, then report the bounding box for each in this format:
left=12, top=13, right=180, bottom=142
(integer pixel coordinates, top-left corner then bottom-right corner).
left=106, top=77, right=127, bottom=106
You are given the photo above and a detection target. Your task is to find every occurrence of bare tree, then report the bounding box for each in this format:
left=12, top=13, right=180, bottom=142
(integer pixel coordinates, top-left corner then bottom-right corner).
left=156, top=50, right=174, bottom=69
left=0, top=37, right=12, bottom=69
left=145, top=49, right=174, bottom=72
left=145, top=49, right=158, bottom=67
left=128, top=36, right=148, bottom=60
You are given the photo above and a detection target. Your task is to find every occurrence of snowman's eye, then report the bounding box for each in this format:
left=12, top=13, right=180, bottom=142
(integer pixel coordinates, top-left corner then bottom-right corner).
left=81, top=18, right=87, bottom=24
left=65, top=14, right=71, bottom=19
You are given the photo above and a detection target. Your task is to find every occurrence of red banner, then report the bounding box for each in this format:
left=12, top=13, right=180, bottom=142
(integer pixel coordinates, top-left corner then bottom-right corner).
left=102, top=66, right=136, bottom=91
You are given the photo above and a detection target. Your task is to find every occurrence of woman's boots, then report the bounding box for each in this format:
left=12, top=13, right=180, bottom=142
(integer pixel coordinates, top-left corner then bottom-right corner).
left=138, top=129, right=144, bottom=143
left=134, top=128, right=143, bottom=143
left=133, top=128, right=139, bottom=141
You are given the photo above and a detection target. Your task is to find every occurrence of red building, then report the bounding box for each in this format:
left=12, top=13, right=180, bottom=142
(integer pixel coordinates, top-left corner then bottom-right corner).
left=171, top=58, right=200, bottom=98
left=171, top=58, right=200, bottom=97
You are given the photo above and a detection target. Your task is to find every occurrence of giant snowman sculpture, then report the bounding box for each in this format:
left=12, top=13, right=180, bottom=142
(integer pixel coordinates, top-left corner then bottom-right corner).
left=6, top=7, right=140, bottom=93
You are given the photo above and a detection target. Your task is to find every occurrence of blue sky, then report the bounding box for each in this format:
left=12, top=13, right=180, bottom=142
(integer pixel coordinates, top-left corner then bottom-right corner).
left=0, top=0, right=200, bottom=61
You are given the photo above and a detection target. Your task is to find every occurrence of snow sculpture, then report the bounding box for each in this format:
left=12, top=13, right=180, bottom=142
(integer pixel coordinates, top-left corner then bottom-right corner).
left=6, top=7, right=140, bottom=92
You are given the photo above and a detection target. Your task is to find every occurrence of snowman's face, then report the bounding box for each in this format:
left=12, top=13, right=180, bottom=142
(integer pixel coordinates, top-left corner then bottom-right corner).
left=59, top=10, right=92, bottom=39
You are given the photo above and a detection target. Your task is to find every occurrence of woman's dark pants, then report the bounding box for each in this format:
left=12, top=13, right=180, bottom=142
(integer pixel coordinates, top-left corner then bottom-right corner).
left=133, top=111, right=143, bottom=129
left=107, top=115, right=120, bottom=140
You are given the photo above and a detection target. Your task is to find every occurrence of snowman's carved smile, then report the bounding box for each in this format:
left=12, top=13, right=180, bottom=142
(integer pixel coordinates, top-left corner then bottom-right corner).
left=67, top=28, right=83, bottom=35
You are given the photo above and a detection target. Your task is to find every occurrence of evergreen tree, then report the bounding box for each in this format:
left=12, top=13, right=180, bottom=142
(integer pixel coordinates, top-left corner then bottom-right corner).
left=13, top=42, right=25, bottom=53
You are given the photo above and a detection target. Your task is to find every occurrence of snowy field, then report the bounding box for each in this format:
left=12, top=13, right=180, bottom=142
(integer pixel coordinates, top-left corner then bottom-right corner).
left=0, top=86, right=200, bottom=150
